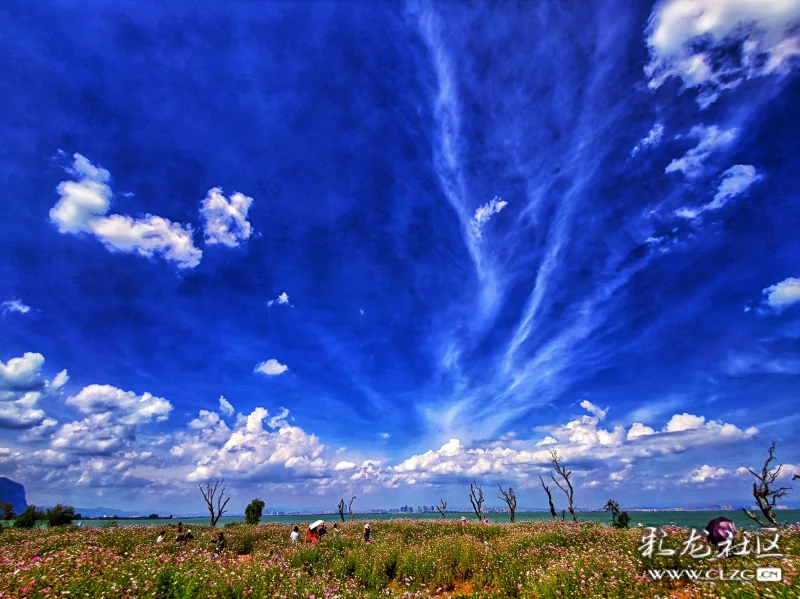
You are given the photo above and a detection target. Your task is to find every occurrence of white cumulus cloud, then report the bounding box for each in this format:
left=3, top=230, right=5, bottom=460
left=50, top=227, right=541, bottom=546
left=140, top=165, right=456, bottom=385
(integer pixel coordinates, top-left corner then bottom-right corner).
left=49, top=153, right=202, bottom=268
left=219, top=395, right=234, bottom=418
left=645, top=0, right=800, bottom=107
left=254, top=359, right=288, bottom=376
left=0, top=353, right=45, bottom=390
left=65, top=384, right=172, bottom=425
left=200, top=187, right=254, bottom=247
left=763, top=277, right=800, bottom=310
left=579, top=400, right=607, bottom=420
left=186, top=407, right=325, bottom=482
left=664, top=413, right=706, bottom=432
left=681, top=464, right=731, bottom=484
left=334, top=461, right=357, bottom=471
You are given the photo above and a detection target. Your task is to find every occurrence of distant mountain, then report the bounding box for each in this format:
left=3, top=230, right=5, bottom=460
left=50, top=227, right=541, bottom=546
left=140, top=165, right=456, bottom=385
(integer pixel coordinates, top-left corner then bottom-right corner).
left=0, top=477, right=28, bottom=515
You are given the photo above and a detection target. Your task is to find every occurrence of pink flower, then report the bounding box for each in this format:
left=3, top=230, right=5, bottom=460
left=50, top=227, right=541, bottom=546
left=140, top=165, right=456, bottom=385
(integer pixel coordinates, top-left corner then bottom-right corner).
left=32, top=557, right=40, bottom=562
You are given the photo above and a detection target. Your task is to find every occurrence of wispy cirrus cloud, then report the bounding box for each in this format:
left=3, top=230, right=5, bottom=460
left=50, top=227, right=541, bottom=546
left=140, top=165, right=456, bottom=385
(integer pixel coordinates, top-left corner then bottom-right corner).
left=676, top=164, right=762, bottom=219
left=630, top=122, right=665, bottom=157
left=665, top=126, right=738, bottom=179
left=470, top=196, right=508, bottom=239
left=267, top=292, right=292, bottom=307
left=1, top=299, right=31, bottom=315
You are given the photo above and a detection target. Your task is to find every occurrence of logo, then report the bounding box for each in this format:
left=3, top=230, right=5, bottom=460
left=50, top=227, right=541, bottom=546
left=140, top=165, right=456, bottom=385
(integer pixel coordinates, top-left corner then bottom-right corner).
left=756, top=568, right=782, bottom=582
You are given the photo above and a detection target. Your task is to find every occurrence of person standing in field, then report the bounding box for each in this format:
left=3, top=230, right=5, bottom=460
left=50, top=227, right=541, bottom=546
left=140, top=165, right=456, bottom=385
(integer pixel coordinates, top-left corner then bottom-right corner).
left=461, top=516, right=466, bottom=527
left=176, top=522, right=184, bottom=542
left=290, top=525, right=299, bottom=544
left=156, top=530, right=166, bottom=543
left=363, top=523, right=370, bottom=542
left=333, top=523, right=339, bottom=535
left=184, top=529, right=194, bottom=541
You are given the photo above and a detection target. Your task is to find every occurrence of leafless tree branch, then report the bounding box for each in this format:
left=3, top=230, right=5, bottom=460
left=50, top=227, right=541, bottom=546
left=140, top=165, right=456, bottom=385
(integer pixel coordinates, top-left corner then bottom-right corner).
left=199, top=478, right=230, bottom=527
left=549, top=448, right=576, bottom=521
left=469, top=479, right=484, bottom=521
left=498, top=485, right=517, bottom=523
left=539, top=475, right=558, bottom=520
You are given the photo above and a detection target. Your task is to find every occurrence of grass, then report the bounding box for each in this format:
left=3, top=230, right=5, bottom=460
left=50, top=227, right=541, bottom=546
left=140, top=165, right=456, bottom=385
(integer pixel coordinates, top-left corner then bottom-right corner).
left=0, top=519, right=797, bottom=598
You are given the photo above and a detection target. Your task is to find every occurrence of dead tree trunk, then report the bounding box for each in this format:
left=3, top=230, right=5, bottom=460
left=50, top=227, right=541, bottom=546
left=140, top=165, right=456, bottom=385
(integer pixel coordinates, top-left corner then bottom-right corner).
left=539, top=475, right=558, bottom=520
left=436, top=499, right=447, bottom=519
left=498, top=485, right=517, bottom=523
left=469, top=479, right=484, bottom=521
left=742, top=441, right=791, bottom=528
left=199, top=479, right=230, bottom=527
left=550, top=449, right=577, bottom=521
left=338, top=498, right=345, bottom=522
left=348, top=495, right=356, bottom=520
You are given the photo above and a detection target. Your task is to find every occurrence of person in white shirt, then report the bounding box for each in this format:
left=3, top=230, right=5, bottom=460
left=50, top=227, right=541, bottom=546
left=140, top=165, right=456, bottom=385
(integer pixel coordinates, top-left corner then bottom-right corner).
left=290, top=525, right=299, bottom=543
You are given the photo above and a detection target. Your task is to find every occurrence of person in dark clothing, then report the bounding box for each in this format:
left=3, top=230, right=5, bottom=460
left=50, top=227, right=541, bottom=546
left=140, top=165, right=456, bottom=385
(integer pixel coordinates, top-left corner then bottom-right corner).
left=184, top=529, right=194, bottom=542
left=363, top=523, right=370, bottom=542
left=215, top=531, right=226, bottom=554
left=176, top=522, right=184, bottom=542
left=318, top=524, right=327, bottom=538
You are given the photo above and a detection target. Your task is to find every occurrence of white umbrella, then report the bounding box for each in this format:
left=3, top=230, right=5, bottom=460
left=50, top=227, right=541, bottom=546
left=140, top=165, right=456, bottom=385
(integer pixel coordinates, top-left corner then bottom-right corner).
left=309, top=519, right=325, bottom=531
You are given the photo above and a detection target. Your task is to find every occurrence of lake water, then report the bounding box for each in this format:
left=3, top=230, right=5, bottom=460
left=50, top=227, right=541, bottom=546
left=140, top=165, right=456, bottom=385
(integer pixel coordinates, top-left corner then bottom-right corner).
left=77, top=510, right=800, bottom=531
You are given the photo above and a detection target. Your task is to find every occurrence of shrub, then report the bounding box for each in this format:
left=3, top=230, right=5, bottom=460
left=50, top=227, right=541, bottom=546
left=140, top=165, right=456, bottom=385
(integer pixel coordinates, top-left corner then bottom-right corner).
left=0, top=501, right=15, bottom=521
left=244, top=498, right=265, bottom=525
left=13, top=505, right=44, bottom=529
left=46, top=504, right=75, bottom=527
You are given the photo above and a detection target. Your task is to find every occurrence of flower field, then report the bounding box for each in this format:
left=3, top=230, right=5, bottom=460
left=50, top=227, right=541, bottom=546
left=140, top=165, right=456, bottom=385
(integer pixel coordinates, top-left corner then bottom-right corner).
left=1, top=520, right=798, bottom=598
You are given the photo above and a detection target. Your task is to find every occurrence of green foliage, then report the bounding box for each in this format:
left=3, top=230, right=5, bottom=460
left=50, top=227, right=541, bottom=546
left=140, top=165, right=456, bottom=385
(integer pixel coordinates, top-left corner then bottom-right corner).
left=244, top=498, right=265, bottom=525
left=13, top=505, right=43, bottom=528
left=46, top=504, right=75, bottom=527
left=604, top=498, right=631, bottom=529
left=0, top=501, right=15, bottom=521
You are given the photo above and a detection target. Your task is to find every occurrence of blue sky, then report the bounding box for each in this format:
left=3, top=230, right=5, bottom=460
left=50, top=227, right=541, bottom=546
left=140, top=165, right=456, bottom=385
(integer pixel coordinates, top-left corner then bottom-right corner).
left=1, top=0, right=799, bottom=514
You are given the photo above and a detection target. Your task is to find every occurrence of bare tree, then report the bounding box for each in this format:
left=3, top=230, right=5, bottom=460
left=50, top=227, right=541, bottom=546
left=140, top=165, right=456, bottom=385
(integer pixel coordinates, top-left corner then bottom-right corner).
left=469, top=479, right=484, bottom=521
left=549, top=449, right=576, bottom=522
left=539, top=475, right=558, bottom=520
left=436, top=499, right=448, bottom=519
left=498, top=485, right=517, bottom=523
left=337, top=498, right=345, bottom=522
left=348, top=495, right=356, bottom=520
left=199, top=479, right=231, bottom=527
left=742, top=441, right=791, bottom=528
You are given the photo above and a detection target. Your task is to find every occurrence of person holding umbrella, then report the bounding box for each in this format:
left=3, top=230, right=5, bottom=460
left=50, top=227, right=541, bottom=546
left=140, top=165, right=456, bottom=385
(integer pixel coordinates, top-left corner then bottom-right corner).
left=306, top=520, right=324, bottom=544
left=704, top=516, right=737, bottom=556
